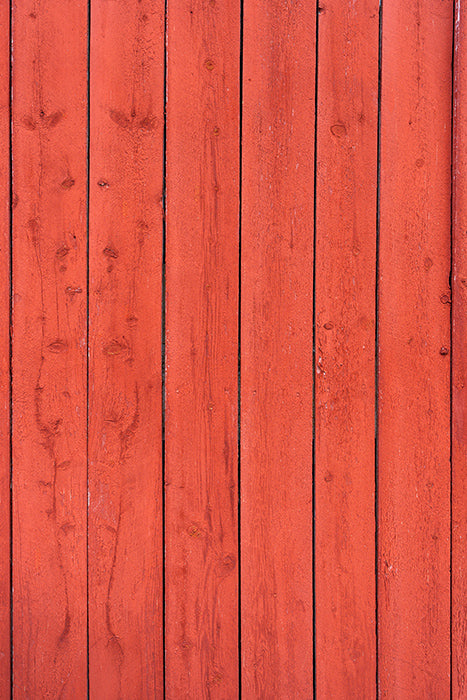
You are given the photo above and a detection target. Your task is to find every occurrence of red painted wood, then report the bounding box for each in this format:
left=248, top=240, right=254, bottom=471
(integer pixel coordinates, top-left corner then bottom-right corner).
left=314, top=1, right=378, bottom=696
left=0, top=0, right=9, bottom=692
left=11, top=0, right=88, bottom=696
left=453, top=2, right=467, bottom=696
left=165, top=0, right=240, bottom=696
left=241, top=2, right=315, bottom=696
left=378, top=1, right=452, bottom=697
left=5, top=4, right=464, bottom=697
left=88, top=1, right=164, bottom=697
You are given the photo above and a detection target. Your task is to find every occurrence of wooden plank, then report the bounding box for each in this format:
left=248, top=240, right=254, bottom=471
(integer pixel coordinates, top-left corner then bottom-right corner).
left=87, top=1, right=165, bottom=697
left=453, top=2, right=467, bottom=696
left=241, top=2, right=315, bottom=696
left=11, top=0, right=88, bottom=696
left=164, top=0, right=240, bottom=696
left=378, top=1, right=452, bottom=696
left=0, top=0, right=9, bottom=692
left=314, top=1, right=379, bottom=696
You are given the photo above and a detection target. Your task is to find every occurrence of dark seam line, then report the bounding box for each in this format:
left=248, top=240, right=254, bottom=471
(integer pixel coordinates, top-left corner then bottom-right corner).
left=238, top=0, right=243, bottom=696
left=86, top=1, right=91, bottom=697
left=375, top=1, right=383, bottom=696
left=9, top=0, right=13, bottom=695
left=312, top=2, right=320, bottom=697
left=450, top=3, right=456, bottom=698
left=162, top=0, right=168, bottom=696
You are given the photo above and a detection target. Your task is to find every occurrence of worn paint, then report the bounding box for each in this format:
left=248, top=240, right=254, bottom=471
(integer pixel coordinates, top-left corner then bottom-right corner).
left=2, top=0, right=464, bottom=697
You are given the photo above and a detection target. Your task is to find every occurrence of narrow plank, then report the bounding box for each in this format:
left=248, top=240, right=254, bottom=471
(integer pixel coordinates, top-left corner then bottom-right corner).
left=453, top=2, right=467, bottom=696
left=165, top=0, right=240, bottom=695
left=11, top=0, right=88, bottom=696
left=88, top=1, right=165, bottom=697
left=241, top=2, right=316, bottom=696
left=378, top=1, right=452, bottom=696
left=314, top=1, right=379, bottom=696
left=0, top=0, right=9, bottom=692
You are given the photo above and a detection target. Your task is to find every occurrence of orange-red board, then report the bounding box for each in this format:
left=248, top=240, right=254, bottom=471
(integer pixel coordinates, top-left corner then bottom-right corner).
left=1, top=1, right=465, bottom=697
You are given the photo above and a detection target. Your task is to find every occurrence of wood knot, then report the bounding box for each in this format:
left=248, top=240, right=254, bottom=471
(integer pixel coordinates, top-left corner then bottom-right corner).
left=330, top=122, right=347, bottom=137
left=61, top=176, right=75, bottom=190
left=179, top=637, right=193, bottom=651
left=440, top=292, right=451, bottom=305
left=47, top=340, right=68, bottom=354
left=424, top=257, right=433, bottom=270
left=56, top=245, right=70, bottom=259
left=65, top=286, right=83, bottom=297
left=103, top=246, right=119, bottom=259
left=221, top=554, right=236, bottom=571
left=207, top=672, right=223, bottom=687
left=103, top=339, right=128, bottom=356
left=187, top=525, right=202, bottom=538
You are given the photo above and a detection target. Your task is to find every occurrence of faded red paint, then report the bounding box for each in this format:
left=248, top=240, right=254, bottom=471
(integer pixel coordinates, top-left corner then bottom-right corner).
left=1, top=1, right=465, bottom=698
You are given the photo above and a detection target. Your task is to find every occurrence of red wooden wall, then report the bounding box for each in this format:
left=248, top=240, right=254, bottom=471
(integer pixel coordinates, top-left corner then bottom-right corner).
left=1, top=0, right=466, bottom=697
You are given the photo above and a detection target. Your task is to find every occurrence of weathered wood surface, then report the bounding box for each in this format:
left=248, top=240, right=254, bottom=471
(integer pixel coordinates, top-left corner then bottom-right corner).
left=165, top=1, right=240, bottom=697
left=2, top=1, right=464, bottom=697
left=241, top=2, right=316, bottom=696
left=378, top=1, right=452, bottom=697
left=88, top=1, right=165, bottom=697
left=314, top=1, right=379, bottom=696
left=11, top=0, right=88, bottom=695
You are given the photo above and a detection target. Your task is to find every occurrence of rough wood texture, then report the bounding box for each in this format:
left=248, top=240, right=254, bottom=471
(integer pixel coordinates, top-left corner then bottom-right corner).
left=378, top=1, right=452, bottom=697
left=11, top=0, right=88, bottom=695
left=314, top=1, right=379, bottom=696
left=453, top=2, right=467, bottom=696
left=88, top=1, right=165, bottom=697
left=3, top=3, right=464, bottom=697
left=0, top=0, right=9, bottom=691
left=241, top=2, right=316, bottom=696
left=164, top=0, right=240, bottom=697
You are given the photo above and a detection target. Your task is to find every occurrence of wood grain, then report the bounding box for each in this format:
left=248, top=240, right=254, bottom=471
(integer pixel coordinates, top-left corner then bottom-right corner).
left=11, top=0, right=88, bottom=695
left=164, top=0, right=240, bottom=696
left=88, top=1, right=165, bottom=697
left=378, top=1, right=452, bottom=696
left=0, top=0, right=9, bottom=692
left=453, top=2, right=467, bottom=696
left=241, top=1, right=316, bottom=696
left=314, top=1, right=379, bottom=696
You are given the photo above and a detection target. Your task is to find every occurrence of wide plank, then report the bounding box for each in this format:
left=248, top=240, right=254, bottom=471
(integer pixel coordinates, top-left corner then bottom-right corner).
left=11, top=0, right=88, bottom=695
left=165, top=0, right=241, bottom=696
left=241, top=1, right=316, bottom=696
left=378, top=1, right=452, bottom=696
left=88, top=0, right=165, bottom=696
left=314, top=1, right=379, bottom=696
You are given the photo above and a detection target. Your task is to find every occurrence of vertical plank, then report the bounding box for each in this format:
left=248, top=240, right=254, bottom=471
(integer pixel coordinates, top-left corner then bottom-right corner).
left=165, top=0, right=240, bottom=696
left=314, top=1, right=378, bottom=696
left=0, top=0, right=9, bottom=692
left=88, top=1, right=165, bottom=697
left=241, top=2, right=315, bottom=696
left=11, top=0, right=88, bottom=696
left=453, top=2, right=467, bottom=696
left=378, top=1, right=452, bottom=696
